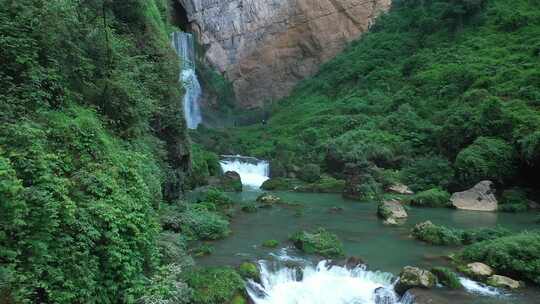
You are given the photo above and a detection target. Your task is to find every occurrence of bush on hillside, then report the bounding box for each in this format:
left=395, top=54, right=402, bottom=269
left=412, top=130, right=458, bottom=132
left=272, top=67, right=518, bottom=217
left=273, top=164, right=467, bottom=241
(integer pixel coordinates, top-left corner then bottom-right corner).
left=186, top=267, right=245, bottom=304
left=401, top=156, right=454, bottom=191
left=299, top=164, right=321, bottom=183
left=498, top=188, right=529, bottom=213
left=179, top=207, right=230, bottom=240
left=454, top=137, right=516, bottom=187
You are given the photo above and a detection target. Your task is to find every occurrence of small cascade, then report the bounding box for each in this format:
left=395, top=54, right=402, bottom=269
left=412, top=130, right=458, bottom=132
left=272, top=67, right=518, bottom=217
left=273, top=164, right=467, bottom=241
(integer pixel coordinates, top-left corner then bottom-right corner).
left=459, top=277, right=503, bottom=297
left=219, top=155, right=270, bottom=188
left=171, top=32, right=202, bottom=129
left=247, top=260, right=411, bottom=304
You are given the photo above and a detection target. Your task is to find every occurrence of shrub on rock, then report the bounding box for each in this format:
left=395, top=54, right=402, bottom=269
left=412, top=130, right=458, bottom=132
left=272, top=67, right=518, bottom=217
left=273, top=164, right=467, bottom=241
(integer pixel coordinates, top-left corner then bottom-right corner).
left=290, top=228, right=345, bottom=258
left=409, top=188, right=451, bottom=207
left=431, top=267, right=462, bottom=289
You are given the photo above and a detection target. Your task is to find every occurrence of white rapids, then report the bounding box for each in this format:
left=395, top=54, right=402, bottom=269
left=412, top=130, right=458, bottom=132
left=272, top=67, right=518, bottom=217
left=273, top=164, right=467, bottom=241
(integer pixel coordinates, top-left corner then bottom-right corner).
left=247, top=260, right=412, bottom=304
left=459, top=277, right=504, bottom=297
left=219, top=155, right=270, bottom=188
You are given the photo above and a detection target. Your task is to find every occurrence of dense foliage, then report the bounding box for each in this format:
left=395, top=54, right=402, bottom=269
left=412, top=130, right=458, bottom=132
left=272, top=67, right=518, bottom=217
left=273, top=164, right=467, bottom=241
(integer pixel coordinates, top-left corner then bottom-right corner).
left=0, top=0, right=195, bottom=302
left=194, top=0, right=540, bottom=199
left=186, top=267, right=246, bottom=304
left=412, top=221, right=512, bottom=245
left=290, top=228, right=345, bottom=258
left=460, top=231, right=540, bottom=284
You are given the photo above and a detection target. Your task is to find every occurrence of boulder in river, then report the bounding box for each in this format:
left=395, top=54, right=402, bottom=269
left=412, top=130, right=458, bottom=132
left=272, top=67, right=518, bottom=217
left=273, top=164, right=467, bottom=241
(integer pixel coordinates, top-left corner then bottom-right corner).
left=487, top=275, right=522, bottom=289
left=220, top=171, right=243, bottom=192
left=450, top=181, right=497, bottom=211
left=395, top=266, right=437, bottom=295
left=388, top=183, right=414, bottom=195
left=378, top=199, right=408, bottom=221
left=256, top=193, right=281, bottom=205
left=466, top=262, right=494, bottom=279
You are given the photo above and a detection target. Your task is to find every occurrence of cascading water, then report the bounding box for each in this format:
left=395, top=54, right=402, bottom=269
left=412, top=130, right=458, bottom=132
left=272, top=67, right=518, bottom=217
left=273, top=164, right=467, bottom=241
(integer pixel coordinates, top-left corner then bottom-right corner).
left=171, top=32, right=202, bottom=129
left=247, top=260, right=413, bottom=304
left=219, top=155, right=270, bottom=188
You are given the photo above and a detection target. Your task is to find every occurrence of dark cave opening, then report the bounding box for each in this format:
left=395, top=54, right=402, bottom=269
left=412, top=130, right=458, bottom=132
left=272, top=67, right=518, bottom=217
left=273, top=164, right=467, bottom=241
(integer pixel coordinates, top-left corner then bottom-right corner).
left=171, top=0, right=190, bottom=30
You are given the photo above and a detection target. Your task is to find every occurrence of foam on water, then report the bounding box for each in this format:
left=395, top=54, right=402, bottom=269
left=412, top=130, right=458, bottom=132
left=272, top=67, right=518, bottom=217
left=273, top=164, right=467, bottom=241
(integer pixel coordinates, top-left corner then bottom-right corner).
left=247, top=260, right=410, bottom=304
left=460, top=277, right=503, bottom=297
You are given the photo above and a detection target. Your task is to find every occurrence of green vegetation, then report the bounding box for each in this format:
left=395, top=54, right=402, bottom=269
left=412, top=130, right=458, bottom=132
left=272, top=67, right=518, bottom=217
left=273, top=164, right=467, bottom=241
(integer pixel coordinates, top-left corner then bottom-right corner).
left=186, top=267, right=245, bottom=304
left=0, top=0, right=200, bottom=302
left=193, top=0, right=540, bottom=199
left=499, top=188, right=530, bottom=212
left=460, top=231, right=540, bottom=284
left=290, top=228, right=345, bottom=258
left=238, top=262, right=260, bottom=281
left=262, top=239, right=280, bottom=248
left=408, top=188, right=451, bottom=207
left=431, top=267, right=462, bottom=289
left=412, top=222, right=512, bottom=245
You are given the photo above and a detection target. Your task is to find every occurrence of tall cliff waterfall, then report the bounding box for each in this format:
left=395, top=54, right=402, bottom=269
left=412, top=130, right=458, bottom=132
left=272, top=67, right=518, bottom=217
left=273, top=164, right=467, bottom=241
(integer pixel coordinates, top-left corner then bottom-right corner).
left=172, top=32, right=202, bottom=129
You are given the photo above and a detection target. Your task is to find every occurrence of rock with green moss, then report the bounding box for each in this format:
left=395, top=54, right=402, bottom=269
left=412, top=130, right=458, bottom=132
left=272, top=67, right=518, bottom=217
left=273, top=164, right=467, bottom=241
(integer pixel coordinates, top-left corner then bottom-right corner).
left=431, top=267, right=462, bottom=289
left=238, top=262, right=260, bottom=282
left=487, top=275, right=522, bottom=289
left=186, top=267, right=245, bottom=304
left=290, top=228, right=345, bottom=258
left=411, top=221, right=462, bottom=245
left=261, top=178, right=297, bottom=190
left=262, top=239, right=279, bottom=248
left=377, top=199, right=408, bottom=221
left=395, top=266, right=437, bottom=295
left=219, top=171, right=243, bottom=192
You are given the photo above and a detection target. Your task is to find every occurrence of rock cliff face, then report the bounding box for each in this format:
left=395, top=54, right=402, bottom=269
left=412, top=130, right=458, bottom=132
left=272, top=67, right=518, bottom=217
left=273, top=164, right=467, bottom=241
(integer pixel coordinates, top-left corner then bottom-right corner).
left=178, top=0, right=391, bottom=108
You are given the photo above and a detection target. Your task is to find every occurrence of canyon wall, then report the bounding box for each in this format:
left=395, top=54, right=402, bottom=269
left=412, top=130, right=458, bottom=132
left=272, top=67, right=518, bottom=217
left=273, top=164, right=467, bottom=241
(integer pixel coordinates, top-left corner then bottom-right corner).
left=179, top=0, right=391, bottom=108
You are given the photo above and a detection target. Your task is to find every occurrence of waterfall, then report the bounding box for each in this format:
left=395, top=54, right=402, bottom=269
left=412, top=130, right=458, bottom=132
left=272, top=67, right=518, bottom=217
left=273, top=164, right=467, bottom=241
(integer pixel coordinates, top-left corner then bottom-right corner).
left=219, top=155, right=270, bottom=188
left=172, top=32, right=202, bottom=129
left=247, top=260, right=412, bottom=304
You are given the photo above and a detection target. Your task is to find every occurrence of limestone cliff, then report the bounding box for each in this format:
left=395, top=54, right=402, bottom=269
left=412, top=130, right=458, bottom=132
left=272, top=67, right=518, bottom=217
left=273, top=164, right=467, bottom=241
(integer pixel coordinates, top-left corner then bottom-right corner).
left=179, top=0, right=391, bottom=108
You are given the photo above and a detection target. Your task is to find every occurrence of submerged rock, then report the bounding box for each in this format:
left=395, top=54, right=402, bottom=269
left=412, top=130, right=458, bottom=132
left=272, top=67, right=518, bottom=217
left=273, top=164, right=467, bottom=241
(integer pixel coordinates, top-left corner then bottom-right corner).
left=395, top=266, right=437, bottom=295
left=451, top=181, right=497, bottom=211
left=378, top=199, right=408, bottom=221
left=388, top=183, right=414, bottom=195
left=404, top=288, right=454, bottom=304
left=466, top=262, right=494, bottom=279
left=487, top=275, right=522, bottom=289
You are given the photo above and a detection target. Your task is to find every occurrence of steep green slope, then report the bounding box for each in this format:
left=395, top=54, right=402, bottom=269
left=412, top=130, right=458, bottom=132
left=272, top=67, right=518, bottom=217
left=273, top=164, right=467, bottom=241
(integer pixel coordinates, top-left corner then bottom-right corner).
left=0, top=0, right=191, bottom=302
left=196, top=0, right=540, bottom=197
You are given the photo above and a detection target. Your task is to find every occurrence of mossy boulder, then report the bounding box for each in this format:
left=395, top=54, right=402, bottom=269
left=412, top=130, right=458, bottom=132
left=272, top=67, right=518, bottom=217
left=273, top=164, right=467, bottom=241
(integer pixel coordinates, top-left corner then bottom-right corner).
left=262, top=239, right=279, bottom=248
left=431, top=267, right=462, bottom=289
left=186, top=267, right=245, bottom=304
left=256, top=193, right=282, bottom=205
left=377, top=199, right=408, bottom=221
left=290, top=228, right=345, bottom=258
left=411, top=221, right=462, bottom=245
left=240, top=203, right=258, bottom=213
left=238, top=262, right=260, bottom=282
left=219, top=171, right=243, bottom=192
left=487, top=275, right=522, bottom=289
left=465, top=262, right=494, bottom=279
left=395, top=266, right=437, bottom=295
left=261, top=178, right=296, bottom=190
